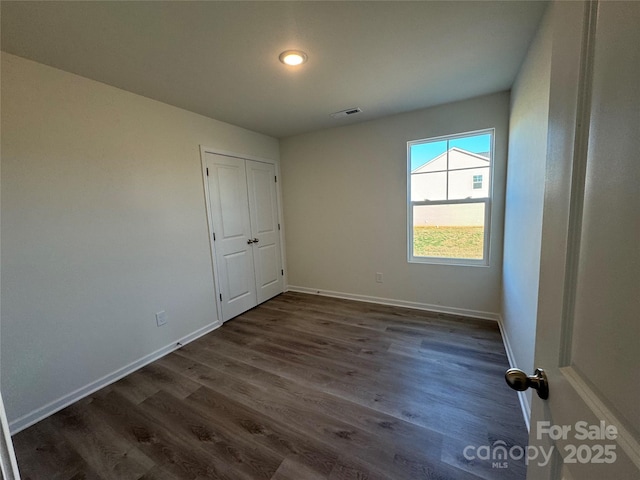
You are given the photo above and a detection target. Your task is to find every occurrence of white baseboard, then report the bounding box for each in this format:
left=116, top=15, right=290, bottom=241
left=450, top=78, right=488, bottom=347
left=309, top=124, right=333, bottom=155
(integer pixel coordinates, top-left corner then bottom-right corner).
left=9, top=320, right=222, bottom=435
left=496, top=315, right=531, bottom=431
left=286, top=285, right=500, bottom=321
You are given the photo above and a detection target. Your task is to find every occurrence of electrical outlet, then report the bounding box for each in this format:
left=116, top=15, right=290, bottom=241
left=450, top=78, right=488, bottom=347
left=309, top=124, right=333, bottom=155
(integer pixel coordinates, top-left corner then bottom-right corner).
left=375, top=272, right=383, bottom=283
left=155, top=311, right=168, bottom=327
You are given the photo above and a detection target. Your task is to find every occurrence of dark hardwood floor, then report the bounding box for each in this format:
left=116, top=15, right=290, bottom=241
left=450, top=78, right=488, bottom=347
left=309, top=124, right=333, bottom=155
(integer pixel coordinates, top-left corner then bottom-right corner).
left=12, top=292, right=528, bottom=479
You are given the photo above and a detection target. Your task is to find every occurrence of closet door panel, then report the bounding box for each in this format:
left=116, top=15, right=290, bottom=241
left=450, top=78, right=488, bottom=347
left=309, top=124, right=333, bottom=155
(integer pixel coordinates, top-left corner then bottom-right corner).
left=246, top=160, right=284, bottom=303
left=205, top=153, right=257, bottom=321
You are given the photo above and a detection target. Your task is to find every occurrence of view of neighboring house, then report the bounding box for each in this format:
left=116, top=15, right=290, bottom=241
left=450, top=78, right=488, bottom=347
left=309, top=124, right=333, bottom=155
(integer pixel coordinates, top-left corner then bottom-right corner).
left=411, top=147, right=490, bottom=227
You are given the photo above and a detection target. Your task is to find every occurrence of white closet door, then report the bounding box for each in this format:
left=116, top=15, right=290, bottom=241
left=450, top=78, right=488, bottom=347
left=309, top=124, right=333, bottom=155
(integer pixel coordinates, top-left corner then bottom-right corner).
left=205, top=153, right=257, bottom=321
left=246, top=160, right=284, bottom=303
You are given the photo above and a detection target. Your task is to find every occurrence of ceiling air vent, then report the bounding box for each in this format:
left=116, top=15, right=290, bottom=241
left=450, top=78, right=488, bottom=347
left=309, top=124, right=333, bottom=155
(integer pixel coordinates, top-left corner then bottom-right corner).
left=330, top=107, right=362, bottom=119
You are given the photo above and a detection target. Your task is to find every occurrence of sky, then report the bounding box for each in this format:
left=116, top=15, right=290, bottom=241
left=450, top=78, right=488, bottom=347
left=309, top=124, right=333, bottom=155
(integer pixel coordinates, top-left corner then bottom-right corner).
left=410, top=133, right=491, bottom=170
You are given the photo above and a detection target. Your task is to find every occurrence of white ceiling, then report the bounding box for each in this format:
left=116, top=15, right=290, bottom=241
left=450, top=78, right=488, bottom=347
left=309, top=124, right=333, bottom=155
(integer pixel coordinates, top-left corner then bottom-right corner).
left=1, top=1, right=547, bottom=138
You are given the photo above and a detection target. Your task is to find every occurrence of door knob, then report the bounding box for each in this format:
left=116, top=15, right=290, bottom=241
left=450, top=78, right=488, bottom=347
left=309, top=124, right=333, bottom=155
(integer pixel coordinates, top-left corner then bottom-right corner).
left=505, top=368, right=549, bottom=400
left=247, top=239, right=254, bottom=244
left=252, top=238, right=259, bottom=243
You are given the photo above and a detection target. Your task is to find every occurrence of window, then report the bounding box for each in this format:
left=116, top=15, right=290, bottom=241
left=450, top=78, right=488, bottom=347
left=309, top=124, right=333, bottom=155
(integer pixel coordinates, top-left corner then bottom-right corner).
left=408, top=129, right=493, bottom=265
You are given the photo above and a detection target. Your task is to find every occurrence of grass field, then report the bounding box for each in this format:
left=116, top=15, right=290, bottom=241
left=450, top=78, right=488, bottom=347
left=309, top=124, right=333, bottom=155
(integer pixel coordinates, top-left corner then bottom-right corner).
left=413, top=226, right=484, bottom=259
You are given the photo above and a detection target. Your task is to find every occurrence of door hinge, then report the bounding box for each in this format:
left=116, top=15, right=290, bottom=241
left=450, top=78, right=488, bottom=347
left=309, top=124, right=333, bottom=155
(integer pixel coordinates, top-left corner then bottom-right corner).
left=206, top=167, right=209, bottom=176
left=274, top=175, right=277, bottom=183
left=213, top=232, right=216, bottom=241
left=281, top=269, right=284, bottom=276
left=219, top=293, right=222, bottom=301
left=278, top=223, right=281, bottom=230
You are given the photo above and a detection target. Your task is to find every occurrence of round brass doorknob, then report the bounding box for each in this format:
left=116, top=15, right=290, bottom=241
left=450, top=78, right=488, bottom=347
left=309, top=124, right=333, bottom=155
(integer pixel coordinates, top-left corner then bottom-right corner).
left=505, top=367, right=549, bottom=400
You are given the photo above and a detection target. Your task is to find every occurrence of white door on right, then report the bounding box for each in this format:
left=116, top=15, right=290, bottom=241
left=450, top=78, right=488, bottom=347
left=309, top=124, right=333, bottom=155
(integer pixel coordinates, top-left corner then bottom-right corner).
left=245, top=160, right=284, bottom=304
left=526, top=1, right=640, bottom=478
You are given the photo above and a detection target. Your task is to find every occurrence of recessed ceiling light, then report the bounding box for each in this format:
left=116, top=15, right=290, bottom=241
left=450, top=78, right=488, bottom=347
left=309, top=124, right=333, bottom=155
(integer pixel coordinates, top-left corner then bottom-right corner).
left=279, top=50, right=308, bottom=66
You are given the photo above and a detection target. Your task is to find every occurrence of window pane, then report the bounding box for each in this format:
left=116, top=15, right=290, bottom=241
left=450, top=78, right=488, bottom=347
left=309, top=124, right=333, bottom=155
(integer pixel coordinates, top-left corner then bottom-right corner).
left=448, top=166, right=490, bottom=199
left=411, top=171, right=447, bottom=201
left=449, top=133, right=492, bottom=162
left=412, top=203, right=485, bottom=259
left=410, top=141, right=448, bottom=201
left=410, top=140, right=447, bottom=172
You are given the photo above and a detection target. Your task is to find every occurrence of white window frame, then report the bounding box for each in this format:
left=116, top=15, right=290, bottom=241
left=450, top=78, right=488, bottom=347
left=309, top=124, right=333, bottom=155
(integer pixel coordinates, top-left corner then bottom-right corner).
left=407, top=128, right=494, bottom=266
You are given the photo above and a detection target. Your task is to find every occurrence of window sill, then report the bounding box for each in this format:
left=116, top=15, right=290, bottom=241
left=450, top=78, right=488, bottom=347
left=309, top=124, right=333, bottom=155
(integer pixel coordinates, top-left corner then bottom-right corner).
left=408, top=256, right=490, bottom=267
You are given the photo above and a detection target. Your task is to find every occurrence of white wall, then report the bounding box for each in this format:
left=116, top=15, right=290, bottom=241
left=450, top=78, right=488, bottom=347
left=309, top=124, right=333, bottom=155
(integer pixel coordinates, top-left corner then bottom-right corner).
left=0, top=53, right=279, bottom=429
left=501, top=6, right=552, bottom=416
left=280, top=92, right=509, bottom=317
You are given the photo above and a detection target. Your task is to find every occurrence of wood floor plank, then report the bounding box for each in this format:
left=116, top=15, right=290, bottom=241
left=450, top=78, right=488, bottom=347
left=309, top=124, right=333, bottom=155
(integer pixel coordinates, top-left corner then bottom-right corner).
left=175, top=347, right=450, bottom=453
left=229, top=313, right=513, bottom=415
left=11, top=419, right=103, bottom=480
left=171, top=348, right=483, bottom=480
left=106, top=371, right=161, bottom=405
left=49, top=403, right=155, bottom=480
left=12, top=292, right=527, bottom=479
left=222, top=316, right=517, bottom=406
left=261, top=299, right=503, bottom=347
left=137, top=463, right=189, bottom=480
left=265, top=293, right=495, bottom=331
left=270, top=457, right=328, bottom=480
left=186, top=331, right=519, bottom=437
left=136, top=362, right=202, bottom=399
left=140, top=390, right=283, bottom=479
left=184, top=386, right=338, bottom=476
left=89, top=389, right=253, bottom=480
